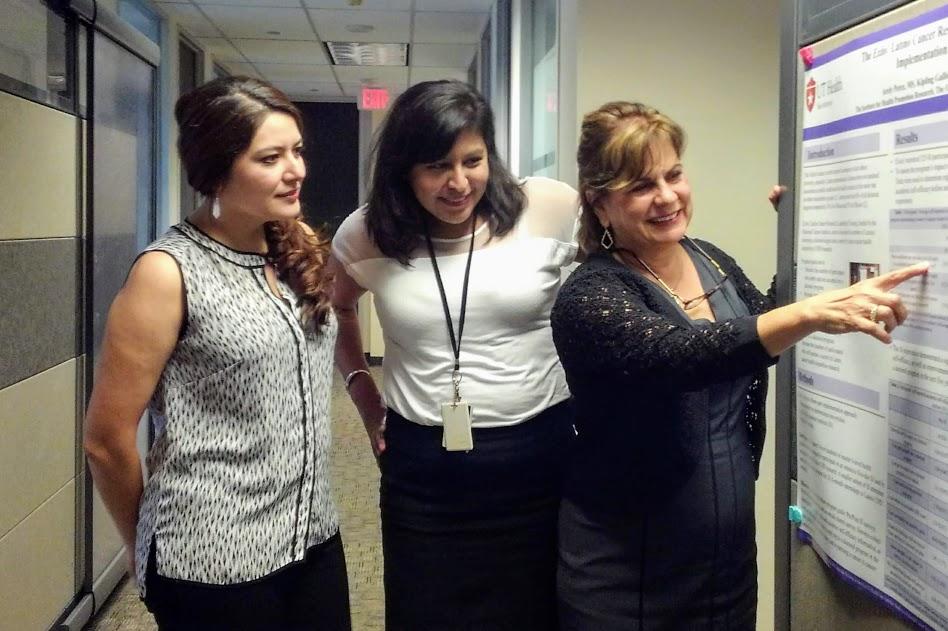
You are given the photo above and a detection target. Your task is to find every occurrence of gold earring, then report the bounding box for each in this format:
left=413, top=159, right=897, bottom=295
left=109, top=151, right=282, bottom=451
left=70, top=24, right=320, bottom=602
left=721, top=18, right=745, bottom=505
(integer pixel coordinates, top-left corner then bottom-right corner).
left=600, top=227, right=614, bottom=250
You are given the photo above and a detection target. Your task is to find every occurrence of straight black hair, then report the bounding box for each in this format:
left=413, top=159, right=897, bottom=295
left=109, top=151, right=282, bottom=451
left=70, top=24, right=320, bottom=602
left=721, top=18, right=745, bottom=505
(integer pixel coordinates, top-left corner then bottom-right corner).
left=365, top=80, right=526, bottom=264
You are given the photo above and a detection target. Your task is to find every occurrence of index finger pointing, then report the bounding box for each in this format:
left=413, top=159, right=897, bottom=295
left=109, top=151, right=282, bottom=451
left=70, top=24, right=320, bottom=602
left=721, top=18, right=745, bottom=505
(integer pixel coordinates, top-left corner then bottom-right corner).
left=873, top=262, right=931, bottom=291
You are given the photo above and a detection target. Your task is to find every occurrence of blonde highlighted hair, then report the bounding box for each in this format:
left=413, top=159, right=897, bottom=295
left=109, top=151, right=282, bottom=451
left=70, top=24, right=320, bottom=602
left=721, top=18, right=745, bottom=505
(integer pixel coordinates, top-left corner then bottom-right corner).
left=576, top=102, right=686, bottom=254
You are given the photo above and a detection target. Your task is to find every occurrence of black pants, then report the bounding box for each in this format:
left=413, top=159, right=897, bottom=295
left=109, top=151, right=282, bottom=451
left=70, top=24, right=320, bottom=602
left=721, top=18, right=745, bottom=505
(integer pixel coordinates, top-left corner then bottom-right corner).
left=380, top=401, right=575, bottom=631
left=144, top=532, right=351, bottom=631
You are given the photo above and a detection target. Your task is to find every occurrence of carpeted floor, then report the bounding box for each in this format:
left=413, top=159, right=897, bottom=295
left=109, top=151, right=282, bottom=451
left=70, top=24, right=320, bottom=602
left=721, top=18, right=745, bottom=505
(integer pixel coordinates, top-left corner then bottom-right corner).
left=85, top=367, right=385, bottom=630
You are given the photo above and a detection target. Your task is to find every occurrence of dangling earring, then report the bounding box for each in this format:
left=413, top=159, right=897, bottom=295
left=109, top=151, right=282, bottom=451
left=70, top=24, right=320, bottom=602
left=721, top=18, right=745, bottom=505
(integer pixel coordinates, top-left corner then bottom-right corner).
left=600, top=227, right=614, bottom=250
left=211, top=196, right=222, bottom=219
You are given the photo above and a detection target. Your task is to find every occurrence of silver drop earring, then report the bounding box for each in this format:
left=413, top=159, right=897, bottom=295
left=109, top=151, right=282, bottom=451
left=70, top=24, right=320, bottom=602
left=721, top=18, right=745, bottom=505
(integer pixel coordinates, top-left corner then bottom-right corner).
left=211, top=196, right=222, bottom=219
left=600, top=227, right=614, bottom=250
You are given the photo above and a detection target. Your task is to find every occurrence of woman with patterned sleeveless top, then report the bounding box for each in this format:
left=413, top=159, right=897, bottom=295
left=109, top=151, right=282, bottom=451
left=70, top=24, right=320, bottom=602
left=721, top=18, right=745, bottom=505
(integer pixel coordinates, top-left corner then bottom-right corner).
left=331, top=80, right=579, bottom=630
left=83, top=77, right=351, bottom=630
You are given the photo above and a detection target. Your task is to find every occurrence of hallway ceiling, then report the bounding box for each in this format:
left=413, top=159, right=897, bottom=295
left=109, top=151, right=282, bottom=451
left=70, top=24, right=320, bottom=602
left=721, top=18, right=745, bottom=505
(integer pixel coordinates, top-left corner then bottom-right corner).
left=155, top=0, right=493, bottom=101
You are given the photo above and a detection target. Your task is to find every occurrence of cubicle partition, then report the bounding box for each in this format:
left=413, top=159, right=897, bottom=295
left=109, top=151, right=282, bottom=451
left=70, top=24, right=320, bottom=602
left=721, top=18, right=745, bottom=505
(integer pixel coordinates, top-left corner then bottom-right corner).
left=0, top=1, right=158, bottom=628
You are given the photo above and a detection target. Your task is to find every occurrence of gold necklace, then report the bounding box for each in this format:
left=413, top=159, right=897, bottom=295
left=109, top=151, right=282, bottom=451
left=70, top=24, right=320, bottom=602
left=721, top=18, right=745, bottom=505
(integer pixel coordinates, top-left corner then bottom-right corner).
left=617, top=237, right=727, bottom=310
left=625, top=250, right=688, bottom=308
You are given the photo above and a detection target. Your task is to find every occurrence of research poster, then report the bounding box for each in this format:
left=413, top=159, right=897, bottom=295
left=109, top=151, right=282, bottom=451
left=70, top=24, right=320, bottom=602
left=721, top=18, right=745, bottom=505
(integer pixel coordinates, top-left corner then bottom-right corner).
left=795, top=3, right=948, bottom=629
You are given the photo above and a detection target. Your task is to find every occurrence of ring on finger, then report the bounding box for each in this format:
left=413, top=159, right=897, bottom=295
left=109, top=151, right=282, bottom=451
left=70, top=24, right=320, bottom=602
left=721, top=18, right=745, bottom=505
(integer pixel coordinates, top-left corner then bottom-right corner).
left=869, top=303, right=879, bottom=323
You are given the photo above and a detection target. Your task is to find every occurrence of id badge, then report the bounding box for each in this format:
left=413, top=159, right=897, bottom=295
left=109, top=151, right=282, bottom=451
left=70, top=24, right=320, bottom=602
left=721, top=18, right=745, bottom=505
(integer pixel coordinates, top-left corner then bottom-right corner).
left=441, top=402, right=474, bottom=451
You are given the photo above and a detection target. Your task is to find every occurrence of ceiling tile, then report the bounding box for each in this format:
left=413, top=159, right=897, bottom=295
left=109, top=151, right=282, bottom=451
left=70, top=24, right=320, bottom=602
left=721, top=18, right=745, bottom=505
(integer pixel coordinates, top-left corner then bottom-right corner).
left=415, top=0, right=493, bottom=11
left=340, top=83, right=368, bottom=97
left=413, top=11, right=488, bottom=44
left=410, top=43, right=476, bottom=68
left=220, top=61, right=262, bottom=78
left=202, top=6, right=317, bottom=40
left=233, top=39, right=329, bottom=64
left=333, top=65, right=407, bottom=87
left=292, top=97, right=348, bottom=103
left=292, top=95, right=352, bottom=102
left=270, top=80, right=343, bottom=98
left=193, top=0, right=304, bottom=7
left=308, top=9, right=410, bottom=43
left=339, top=83, right=405, bottom=100
left=196, top=37, right=244, bottom=62
left=157, top=4, right=221, bottom=37
left=409, top=66, right=468, bottom=85
left=303, top=0, right=410, bottom=8
left=252, top=63, right=338, bottom=82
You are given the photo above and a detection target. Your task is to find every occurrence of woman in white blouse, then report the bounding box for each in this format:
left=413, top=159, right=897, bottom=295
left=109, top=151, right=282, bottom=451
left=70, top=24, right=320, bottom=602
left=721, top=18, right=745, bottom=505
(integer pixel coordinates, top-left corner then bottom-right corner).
left=331, top=80, right=579, bottom=630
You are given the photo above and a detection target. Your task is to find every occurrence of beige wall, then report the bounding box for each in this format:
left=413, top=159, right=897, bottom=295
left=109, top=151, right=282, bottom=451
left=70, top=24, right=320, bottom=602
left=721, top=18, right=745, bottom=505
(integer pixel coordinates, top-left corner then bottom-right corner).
left=356, top=108, right=390, bottom=359
left=576, top=1, right=780, bottom=628
left=0, top=92, right=79, bottom=239
left=0, top=92, right=81, bottom=630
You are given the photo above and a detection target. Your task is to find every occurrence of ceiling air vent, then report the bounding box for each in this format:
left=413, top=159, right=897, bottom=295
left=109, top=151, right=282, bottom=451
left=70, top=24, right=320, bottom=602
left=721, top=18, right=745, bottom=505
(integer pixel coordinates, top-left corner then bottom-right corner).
left=325, top=42, right=408, bottom=66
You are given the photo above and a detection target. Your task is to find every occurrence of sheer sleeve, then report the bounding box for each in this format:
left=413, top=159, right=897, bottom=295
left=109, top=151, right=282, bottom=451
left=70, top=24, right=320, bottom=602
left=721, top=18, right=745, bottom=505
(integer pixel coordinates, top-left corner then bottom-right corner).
left=551, top=264, right=777, bottom=392
left=519, top=177, right=581, bottom=251
left=330, top=207, right=383, bottom=290
left=330, top=207, right=365, bottom=268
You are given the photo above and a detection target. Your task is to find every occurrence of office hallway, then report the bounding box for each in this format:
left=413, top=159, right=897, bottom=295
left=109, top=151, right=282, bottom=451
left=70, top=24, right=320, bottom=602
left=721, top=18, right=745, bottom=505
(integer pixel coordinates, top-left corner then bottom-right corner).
left=86, top=368, right=385, bottom=630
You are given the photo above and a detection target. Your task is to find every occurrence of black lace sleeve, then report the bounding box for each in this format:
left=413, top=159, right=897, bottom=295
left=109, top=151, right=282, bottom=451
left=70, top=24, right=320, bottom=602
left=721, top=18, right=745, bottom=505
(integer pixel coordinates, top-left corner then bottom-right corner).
left=551, top=255, right=777, bottom=393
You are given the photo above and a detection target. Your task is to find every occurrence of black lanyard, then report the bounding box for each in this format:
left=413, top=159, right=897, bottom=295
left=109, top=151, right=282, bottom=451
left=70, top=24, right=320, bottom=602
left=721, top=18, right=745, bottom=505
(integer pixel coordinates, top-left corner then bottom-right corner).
left=424, top=218, right=476, bottom=376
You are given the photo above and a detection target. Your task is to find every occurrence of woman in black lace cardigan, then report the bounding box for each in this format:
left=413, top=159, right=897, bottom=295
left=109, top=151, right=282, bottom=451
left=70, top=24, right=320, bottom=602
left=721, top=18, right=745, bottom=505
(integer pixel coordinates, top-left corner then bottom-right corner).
left=551, top=101, right=927, bottom=630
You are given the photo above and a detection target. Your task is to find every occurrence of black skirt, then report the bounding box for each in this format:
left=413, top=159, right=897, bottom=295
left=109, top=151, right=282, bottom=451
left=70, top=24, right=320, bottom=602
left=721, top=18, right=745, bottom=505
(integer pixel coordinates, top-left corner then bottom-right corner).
left=379, top=401, right=575, bottom=631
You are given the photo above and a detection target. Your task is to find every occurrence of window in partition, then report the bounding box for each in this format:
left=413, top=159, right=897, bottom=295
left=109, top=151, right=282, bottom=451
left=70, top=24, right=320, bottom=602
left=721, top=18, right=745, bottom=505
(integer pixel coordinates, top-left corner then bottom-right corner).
left=118, top=0, right=161, bottom=45
left=179, top=38, right=199, bottom=216
left=519, top=0, right=557, bottom=177
left=0, top=0, right=74, bottom=111
left=479, top=15, right=493, bottom=104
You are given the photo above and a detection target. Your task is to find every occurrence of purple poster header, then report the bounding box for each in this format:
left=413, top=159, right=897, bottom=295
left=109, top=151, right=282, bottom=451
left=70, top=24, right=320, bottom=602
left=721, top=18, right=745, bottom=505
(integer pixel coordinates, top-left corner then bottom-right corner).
left=803, top=94, right=948, bottom=141
left=811, top=3, right=948, bottom=70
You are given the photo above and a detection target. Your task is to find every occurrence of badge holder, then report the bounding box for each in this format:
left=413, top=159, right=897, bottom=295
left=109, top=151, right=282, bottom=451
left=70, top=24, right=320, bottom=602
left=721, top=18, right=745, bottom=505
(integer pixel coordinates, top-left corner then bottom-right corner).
left=425, top=218, right=476, bottom=453
left=442, top=370, right=473, bottom=451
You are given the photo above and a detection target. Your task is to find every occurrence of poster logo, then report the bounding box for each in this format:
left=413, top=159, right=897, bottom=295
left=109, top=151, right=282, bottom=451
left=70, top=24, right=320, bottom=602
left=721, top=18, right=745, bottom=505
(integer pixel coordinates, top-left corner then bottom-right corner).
left=805, top=78, right=816, bottom=112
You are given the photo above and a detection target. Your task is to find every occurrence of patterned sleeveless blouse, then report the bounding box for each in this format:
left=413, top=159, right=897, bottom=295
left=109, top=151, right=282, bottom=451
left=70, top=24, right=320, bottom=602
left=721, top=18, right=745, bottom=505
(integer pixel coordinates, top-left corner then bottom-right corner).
left=133, top=220, right=339, bottom=595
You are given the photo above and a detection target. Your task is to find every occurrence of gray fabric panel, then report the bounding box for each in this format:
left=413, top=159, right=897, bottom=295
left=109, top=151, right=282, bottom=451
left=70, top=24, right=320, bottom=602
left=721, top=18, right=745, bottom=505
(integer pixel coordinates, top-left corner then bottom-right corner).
left=800, top=0, right=909, bottom=44
left=0, top=238, right=80, bottom=389
left=791, top=531, right=914, bottom=630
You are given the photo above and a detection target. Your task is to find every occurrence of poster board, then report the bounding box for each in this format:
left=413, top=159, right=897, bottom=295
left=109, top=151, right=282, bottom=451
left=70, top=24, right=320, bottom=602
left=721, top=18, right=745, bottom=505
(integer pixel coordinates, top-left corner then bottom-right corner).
left=791, top=1, right=948, bottom=628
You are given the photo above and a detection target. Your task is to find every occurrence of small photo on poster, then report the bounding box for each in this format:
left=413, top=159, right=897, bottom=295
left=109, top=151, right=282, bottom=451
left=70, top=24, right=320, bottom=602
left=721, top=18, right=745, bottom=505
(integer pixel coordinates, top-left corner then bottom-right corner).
left=849, top=262, right=880, bottom=285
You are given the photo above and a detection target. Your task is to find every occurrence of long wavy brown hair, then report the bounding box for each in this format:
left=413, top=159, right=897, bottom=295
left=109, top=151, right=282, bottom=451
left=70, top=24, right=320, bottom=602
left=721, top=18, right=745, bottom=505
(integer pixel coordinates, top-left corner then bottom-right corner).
left=175, top=76, right=332, bottom=332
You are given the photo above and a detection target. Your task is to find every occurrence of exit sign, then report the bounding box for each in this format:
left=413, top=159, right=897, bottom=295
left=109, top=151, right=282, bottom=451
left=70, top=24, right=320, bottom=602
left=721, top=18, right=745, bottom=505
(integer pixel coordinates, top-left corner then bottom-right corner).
left=359, top=87, right=390, bottom=111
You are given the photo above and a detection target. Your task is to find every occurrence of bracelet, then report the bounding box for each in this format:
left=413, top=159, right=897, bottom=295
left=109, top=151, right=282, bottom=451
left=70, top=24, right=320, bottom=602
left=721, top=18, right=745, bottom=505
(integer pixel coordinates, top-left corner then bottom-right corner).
left=344, top=369, right=371, bottom=391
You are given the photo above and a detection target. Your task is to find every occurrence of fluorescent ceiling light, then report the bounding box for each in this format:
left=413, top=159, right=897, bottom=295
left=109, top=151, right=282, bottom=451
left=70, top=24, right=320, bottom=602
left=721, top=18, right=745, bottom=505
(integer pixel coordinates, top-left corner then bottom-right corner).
left=325, top=42, right=408, bottom=66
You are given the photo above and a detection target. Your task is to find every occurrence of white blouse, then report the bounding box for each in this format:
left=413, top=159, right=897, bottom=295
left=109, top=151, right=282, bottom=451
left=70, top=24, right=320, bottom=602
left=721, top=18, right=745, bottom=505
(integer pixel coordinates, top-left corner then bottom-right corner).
left=332, top=176, right=580, bottom=428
